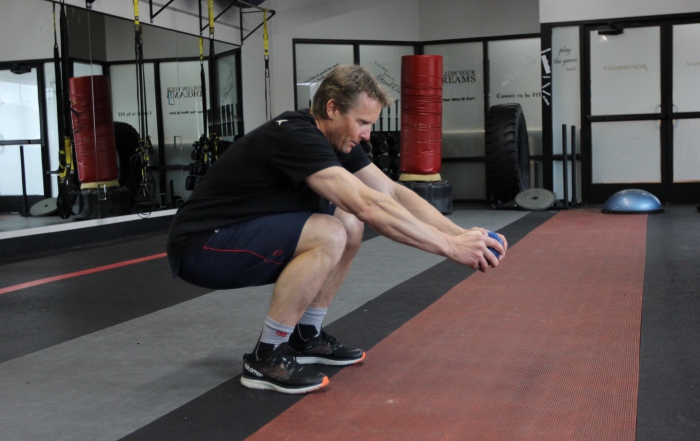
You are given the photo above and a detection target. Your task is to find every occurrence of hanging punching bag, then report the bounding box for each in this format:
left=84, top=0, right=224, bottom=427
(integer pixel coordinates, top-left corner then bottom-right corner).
left=69, top=75, right=119, bottom=187
left=399, top=55, right=443, bottom=177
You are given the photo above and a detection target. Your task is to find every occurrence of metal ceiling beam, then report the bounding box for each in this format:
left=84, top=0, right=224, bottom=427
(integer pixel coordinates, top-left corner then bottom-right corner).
left=240, top=8, right=276, bottom=43
left=149, top=0, right=177, bottom=23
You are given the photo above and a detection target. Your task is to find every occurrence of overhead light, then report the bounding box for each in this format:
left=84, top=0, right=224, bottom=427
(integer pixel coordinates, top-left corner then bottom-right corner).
left=598, top=23, right=623, bottom=36
left=10, top=63, right=31, bottom=74
left=86, top=0, right=96, bottom=9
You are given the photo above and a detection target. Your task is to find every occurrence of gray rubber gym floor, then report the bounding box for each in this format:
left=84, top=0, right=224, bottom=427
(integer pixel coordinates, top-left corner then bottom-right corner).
left=1, top=206, right=698, bottom=440
left=0, top=209, right=524, bottom=440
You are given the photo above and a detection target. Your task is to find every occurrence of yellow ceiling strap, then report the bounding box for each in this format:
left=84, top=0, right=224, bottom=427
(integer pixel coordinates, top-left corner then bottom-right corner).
left=133, top=0, right=140, bottom=27
left=208, top=0, right=215, bottom=37
left=263, top=8, right=269, bottom=59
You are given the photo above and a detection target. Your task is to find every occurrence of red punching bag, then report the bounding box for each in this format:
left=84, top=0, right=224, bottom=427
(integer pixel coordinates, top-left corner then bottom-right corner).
left=69, top=75, right=119, bottom=185
left=400, top=55, right=443, bottom=176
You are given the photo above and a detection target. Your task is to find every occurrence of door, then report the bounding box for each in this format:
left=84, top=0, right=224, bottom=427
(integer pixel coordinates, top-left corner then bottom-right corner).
left=584, top=20, right=700, bottom=203
left=670, top=22, right=700, bottom=201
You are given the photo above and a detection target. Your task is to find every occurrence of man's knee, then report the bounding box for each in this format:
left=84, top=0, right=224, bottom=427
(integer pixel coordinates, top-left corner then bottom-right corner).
left=333, top=208, right=364, bottom=249
left=343, top=214, right=364, bottom=248
left=296, top=214, right=347, bottom=260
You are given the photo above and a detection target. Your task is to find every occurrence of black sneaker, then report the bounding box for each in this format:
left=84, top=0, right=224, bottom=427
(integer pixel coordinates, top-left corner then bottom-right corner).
left=240, top=343, right=329, bottom=394
left=289, top=325, right=366, bottom=366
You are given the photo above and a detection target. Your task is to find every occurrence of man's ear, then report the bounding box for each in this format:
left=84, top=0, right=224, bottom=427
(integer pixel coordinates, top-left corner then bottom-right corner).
left=326, top=99, right=338, bottom=120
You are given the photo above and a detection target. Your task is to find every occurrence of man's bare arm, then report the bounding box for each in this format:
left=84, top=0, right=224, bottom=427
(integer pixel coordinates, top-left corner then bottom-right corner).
left=305, top=166, right=504, bottom=271
left=354, top=163, right=508, bottom=251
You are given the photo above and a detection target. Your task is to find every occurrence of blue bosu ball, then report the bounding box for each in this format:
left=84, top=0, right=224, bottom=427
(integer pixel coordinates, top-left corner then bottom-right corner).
left=602, top=189, right=664, bottom=214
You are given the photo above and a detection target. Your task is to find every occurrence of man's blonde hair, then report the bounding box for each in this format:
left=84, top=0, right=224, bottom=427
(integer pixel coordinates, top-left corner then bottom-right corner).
left=311, top=65, right=393, bottom=118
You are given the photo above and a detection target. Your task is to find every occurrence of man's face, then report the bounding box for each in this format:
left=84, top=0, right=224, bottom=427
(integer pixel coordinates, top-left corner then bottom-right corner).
left=325, top=92, right=382, bottom=154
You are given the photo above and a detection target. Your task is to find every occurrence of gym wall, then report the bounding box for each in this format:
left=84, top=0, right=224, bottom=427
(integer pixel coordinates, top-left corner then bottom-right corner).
left=540, top=0, right=700, bottom=23
left=418, top=0, right=541, bottom=40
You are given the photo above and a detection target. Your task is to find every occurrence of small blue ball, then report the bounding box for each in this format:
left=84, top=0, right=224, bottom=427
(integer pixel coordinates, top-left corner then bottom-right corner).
left=487, top=231, right=504, bottom=259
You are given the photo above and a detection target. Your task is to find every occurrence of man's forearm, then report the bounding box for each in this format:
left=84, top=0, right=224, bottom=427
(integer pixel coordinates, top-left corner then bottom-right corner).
left=392, top=184, right=466, bottom=236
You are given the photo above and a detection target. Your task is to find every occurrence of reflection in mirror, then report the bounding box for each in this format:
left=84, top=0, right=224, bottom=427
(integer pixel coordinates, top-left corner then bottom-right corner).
left=424, top=42, right=485, bottom=158
left=359, top=44, right=413, bottom=133
left=0, top=66, right=43, bottom=217
left=424, top=42, right=486, bottom=200
left=488, top=38, right=543, bottom=157
left=294, top=44, right=354, bottom=110
left=551, top=26, right=582, bottom=201
left=0, top=1, right=240, bottom=233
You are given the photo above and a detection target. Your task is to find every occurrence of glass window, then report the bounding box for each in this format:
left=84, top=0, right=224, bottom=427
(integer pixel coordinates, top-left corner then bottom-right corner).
left=441, top=162, right=486, bottom=200
left=110, top=63, right=159, bottom=162
left=73, top=61, right=104, bottom=77
left=551, top=27, right=581, bottom=155
left=359, top=44, right=414, bottom=132
left=44, top=63, right=60, bottom=197
left=160, top=60, right=210, bottom=199
left=0, top=69, right=41, bottom=141
left=424, top=42, right=485, bottom=158
left=673, top=23, right=700, bottom=113
left=488, top=38, right=543, bottom=156
left=295, top=44, right=354, bottom=110
left=217, top=52, right=240, bottom=141
left=591, top=121, right=661, bottom=184
left=551, top=26, right=582, bottom=201
left=590, top=26, right=661, bottom=116
left=0, top=145, right=44, bottom=196
left=674, top=118, right=700, bottom=182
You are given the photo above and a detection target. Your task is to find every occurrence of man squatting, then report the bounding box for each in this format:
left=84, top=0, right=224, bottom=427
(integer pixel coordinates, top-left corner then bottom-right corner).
left=166, top=65, right=507, bottom=394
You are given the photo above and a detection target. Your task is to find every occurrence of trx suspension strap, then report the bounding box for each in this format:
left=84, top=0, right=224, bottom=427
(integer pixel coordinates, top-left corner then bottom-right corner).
left=53, top=4, right=64, bottom=156
left=187, top=0, right=220, bottom=192
left=133, top=0, right=155, bottom=210
left=207, top=0, right=217, bottom=137
left=206, top=0, right=220, bottom=167
left=198, top=0, right=209, bottom=138
left=56, top=0, right=77, bottom=219
left=199, top=37, right=208, bottom=136
left=263, top=9, right=271, bottom=121
left=134, top=0, right=149, bottom=148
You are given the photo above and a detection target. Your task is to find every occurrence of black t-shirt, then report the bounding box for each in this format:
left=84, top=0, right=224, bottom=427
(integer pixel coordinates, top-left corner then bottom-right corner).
left=166, top=109, right=371, bottom=258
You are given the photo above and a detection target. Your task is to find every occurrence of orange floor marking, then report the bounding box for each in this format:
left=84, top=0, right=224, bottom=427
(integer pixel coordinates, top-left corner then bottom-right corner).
left=0, top=253, right=167, bottom=296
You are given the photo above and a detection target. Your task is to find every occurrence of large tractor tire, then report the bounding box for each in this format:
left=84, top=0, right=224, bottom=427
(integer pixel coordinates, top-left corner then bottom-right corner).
left=485, top=103, right=530, bottom=205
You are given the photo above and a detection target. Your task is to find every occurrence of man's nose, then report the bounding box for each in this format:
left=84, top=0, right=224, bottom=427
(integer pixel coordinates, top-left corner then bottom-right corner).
left=360, top=128, right=371, bottom=141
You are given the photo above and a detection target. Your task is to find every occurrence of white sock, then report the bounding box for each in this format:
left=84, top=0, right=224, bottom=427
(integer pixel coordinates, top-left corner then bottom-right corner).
left=260, top=316, right=294, bottom=348
left=297, top=307, right=327, bottom=338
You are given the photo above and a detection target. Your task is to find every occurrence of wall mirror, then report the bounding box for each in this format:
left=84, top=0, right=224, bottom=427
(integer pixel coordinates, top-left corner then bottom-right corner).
left=0, top=0, right=241, bottom=232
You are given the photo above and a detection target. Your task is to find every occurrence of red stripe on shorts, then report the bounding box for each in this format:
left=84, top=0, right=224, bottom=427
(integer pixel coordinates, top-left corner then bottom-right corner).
left=202, top=246, right=284, bottom=265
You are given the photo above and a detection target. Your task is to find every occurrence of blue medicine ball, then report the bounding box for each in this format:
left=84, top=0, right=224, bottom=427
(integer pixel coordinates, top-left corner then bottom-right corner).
left=487, top=231, right=504, bottom=259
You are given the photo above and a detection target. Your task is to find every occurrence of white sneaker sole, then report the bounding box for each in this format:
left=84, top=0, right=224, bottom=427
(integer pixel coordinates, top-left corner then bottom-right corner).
left=294, top=351, right=366, bottom=366
left=240, top=375, right=329, bottom=394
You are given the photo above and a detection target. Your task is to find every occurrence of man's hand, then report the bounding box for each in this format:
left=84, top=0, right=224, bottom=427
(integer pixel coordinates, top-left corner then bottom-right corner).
left=466, top=227, right=508, bottom=254
left=446, top=229, right=507, bottom=272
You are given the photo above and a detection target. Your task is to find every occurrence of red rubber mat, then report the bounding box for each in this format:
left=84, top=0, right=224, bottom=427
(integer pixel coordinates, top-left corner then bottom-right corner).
left=247, top=211, right=647, bottom=440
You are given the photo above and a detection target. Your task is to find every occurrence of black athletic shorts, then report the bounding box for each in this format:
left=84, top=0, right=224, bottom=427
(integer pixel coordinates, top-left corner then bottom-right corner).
left=169, top=206, right=336, bottom=290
